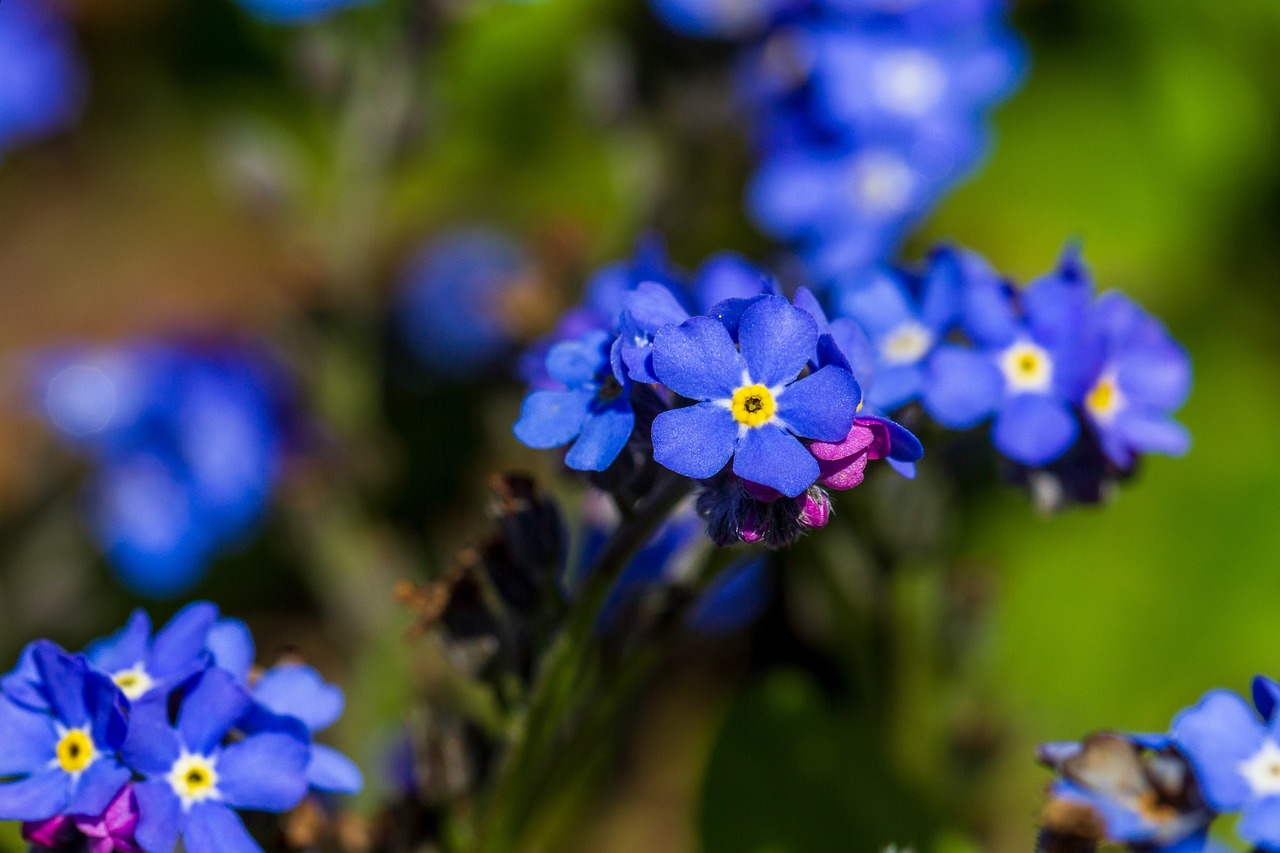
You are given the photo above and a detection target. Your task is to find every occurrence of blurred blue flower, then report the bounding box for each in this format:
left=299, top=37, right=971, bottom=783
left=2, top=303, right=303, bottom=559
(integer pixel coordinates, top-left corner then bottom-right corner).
left=685, top=558, right=771, bottom=635
left=647, top=0, right=790, bottom=38
left=1081, top=292, right=1192, bottom=470
left=84, top=603, right=218, bottom=703
left=397, top=228, right=538, bottom=381
left=124, top=668, right=309, bottom=853
left=1172, top=689, right=1280, bottom=850
left=830, top=250, right=965, bottom=411
left=206, top=619, right=363, bottom=795
left=923, top=247, right=1094, bottom=466
left=0, top=642, right=130, bottom=822
left=233, top=0, right=370, bottom=25
left=514, top=329, right=635, bottom=472
left=651, top=296, right=860, bottom=497
left=0, top=0, right=83, bottom=158
left=37, top=343, right=290, bottom=597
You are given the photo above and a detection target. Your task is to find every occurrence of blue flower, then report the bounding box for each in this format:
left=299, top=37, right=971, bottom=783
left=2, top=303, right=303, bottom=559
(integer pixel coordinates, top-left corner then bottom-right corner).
left=396, top=228, right=537, bottom=381
left=37, top=344, right=289, bottom=597
left=124, top=668, right=309, bottom=853
left=514, top=330, right=635, bottom=472
left=205, top=620, right=362, bottom=795
left=0, top=642, right=131, bottom=822
left=923, top=246, right=1094, bottom=466
left=650, top=295, right=861, bottom=497
left=685, top=558, right=771, bottom=635
left=1081, top=292, right=1192, bottom=469
left=232, top=0, right=370, bottom=24
left=83, top=603, right=218, bottom=703
left=1171, top=689, right=1280, bottom=850
left=646, top=0, right=789, bottom=38
left=0, top=0, right=83, bottom=158
left=831, top=250, right=965, bottom=410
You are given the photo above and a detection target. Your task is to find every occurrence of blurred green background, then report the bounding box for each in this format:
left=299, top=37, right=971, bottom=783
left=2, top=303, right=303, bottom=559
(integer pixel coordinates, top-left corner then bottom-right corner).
left=1, top=0, right=1279, bottom=851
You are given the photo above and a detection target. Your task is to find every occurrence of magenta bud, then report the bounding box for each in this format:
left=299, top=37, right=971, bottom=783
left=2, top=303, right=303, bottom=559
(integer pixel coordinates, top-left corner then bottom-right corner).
left=798, top=489, right=831, bottom=530
left=23, top=815, right=76, bottom=848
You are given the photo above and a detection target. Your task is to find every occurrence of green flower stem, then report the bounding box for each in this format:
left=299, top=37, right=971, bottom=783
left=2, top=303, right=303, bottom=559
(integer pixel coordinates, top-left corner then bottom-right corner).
left=472, top=470, right=694, bottom=853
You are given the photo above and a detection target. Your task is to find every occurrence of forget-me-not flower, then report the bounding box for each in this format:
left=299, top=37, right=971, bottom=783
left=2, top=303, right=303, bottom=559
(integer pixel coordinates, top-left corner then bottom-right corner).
left=83, top=603, right=217, bottom=703
left=650, top=295, right=861, bottom=497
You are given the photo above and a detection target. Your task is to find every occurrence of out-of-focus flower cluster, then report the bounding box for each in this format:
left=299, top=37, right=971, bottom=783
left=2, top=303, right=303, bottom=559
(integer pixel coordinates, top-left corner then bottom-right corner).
left=0, top=603, right=359, bottom=853
left=512, top=240, right=922, bottom=549
left=649, top=0, right=1024, bottom=280
left=35, top=344, right=293, bottom=598
left=0, top=0, right=83, bottom=159
left=1037, top=675, right=1280, bottom=853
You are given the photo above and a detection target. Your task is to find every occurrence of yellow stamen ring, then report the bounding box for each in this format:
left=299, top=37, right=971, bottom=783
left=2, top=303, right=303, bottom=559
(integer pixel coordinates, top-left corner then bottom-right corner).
left=56, top=728, right=95, bottom=774
left=730, top=384, right=777, bottom=428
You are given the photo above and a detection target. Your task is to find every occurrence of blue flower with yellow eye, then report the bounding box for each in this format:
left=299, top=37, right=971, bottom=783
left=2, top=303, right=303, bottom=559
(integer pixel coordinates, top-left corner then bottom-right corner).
left=514, top=330, right=635, bottom=472
left=205, top=618, right=363, bottom=796
left=650, top=295, right=861, bottom=497
left=124, top=668, right=309, bottom=853
left=0, top=642, right=130, bottom=823
left=1081, top=292, right=1191, bottom=470
left=0, top=0, right=83, bottom=159
left=923, top=246, right=1094, bottom=466
left=829, top=249, right=966, bottom=411
left=83, top=603, right=218, bottom=704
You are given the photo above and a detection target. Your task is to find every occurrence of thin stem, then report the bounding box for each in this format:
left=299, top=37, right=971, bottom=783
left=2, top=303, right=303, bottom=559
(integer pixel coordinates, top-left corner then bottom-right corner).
left=472, top=469, right=694, bottom=853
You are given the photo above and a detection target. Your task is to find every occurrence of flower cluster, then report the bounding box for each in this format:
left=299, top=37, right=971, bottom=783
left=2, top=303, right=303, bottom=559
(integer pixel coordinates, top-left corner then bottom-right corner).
left=649, top=0, right=1024, bottom=280
left=1037, top=676, right=1280, bottom=853
left=0, top=603, right=360, bottom=853
left=513, top=243, right=922, bottom=549
left=0, top=0, right=83, bottom=159
left=35, top=343, right=293, bottom=597
left=827, top=244, right=1191, bottom=494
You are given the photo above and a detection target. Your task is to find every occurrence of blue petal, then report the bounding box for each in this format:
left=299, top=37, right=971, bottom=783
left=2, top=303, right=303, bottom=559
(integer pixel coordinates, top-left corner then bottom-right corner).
left=1115, top=411, right=1191, bottom=457
left=651, top=317, right=744, bottom=401
left=307, top=743, right=364, bottom=794
left=962, top=271, right=1019, bottom=348
left=0, top=699, right=55, bottom=775
left=122, top=696, right=181, bottom=775
left=776, top=366, right=860, bottom=442
left=32, top=642, right=88, bottom=727
left=1255, top=676, right=1280, bottom=722
left=252, top=664, right=343, bottom=734
left=1, top=644, right=50, bottom=713
left=1116, top=343, right=1191, bottom=411
left=992, top=395, right=1078, bottom=466
left=133, top=779, right=182, bottom=853
left=705, top=295, right=769, bottom=343
left=513, top=390, right=592, bottom=449
left=217, top=731, right=309, bottom=812
left=918, top=247, right=964, bottom=332
left=544, top=331, right=610, bottom=390
left=1171, top=689, right=1262, bottom=811
left=828, top=319, right=876, bottom=384
left=860, top=414, right=924, bottom=463
left=177, top=669, right=250, bottom=755
left=0, top=768, right=68, bottom=821
left=922, top=346, right=1002, bottom=428
left=694, top=254, right=770, bottom=312
left=866, top=363, right=924, bottom=411
left=83, top=609, right=152, bottom=675
left=150, top=602, right=217, bottom=680
left=1241, top=798, right=1280, bottom=850
left=737, top=297, right=817, bottom=388
left=686, top=559, right=771, bottom=636
left=565, top=403, right=634, bottom=472
left=732, top=425, right=820, bottom=498
left=621, top=282, right=689, bottom=332
left=66, top=760, right=129, bottom=817
left=651, top=404, right=738, bottom=480
left=791, top=287, right=830, bottom=333
left=833, top=268, right=915, bottom=337
left=182, top=802, right=262, bottom=853
left=206, top=618, right=255, bottom=682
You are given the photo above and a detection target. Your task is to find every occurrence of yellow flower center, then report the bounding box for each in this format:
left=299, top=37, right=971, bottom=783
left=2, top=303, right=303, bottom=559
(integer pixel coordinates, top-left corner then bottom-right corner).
left=999, top=341, right=1053, bottom=394
left=1086, top=374, right=1124, bottom=422
left=167, top=753, right=220, bottom=807
left=56, top=728, right=95, bottom=774
left=730, top=384, right=777, bottom=427
left=111, top=664, right=155, bottom=701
